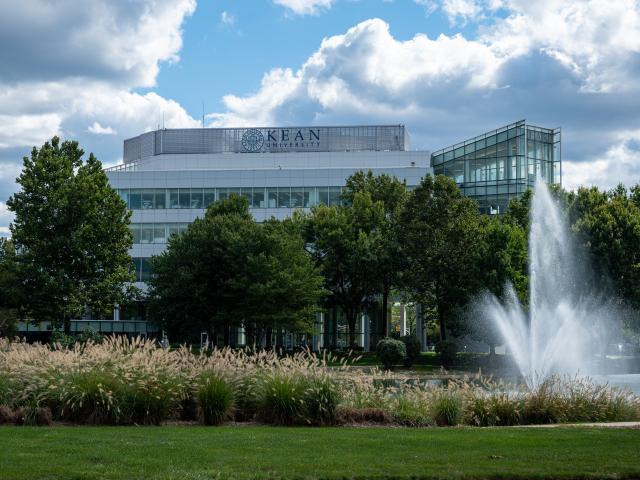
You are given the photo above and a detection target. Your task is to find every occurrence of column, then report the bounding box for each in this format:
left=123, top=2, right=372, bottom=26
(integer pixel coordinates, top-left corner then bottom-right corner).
left=363, top=314, right=370, bottom=352
left=400, top=303, right=407, bottom=336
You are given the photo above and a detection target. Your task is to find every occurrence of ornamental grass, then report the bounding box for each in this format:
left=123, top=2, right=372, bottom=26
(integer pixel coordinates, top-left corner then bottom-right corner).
left=0, top=336, right=638, bottom=427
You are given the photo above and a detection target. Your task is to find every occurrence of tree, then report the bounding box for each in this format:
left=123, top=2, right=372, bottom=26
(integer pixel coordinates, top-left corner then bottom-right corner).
left=7, top=137, right=135, bottom=330
left=305, top=192, right=384, bottom=348
left=572, top=185, right=640, bottom=309
left=149, top=195, right=324, bottom=345
left=343, top=171, right=408, bottom=335
left=397, top=175, right=482, bottom=340
left=0, top=239, right=22, bottom=337
left=466, top=216, right=528, bottom=356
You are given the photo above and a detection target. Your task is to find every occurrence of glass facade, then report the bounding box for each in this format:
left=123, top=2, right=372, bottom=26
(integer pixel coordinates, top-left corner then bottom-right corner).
left=431, top=120, right=561, bottom=214
left=118, top=186, right=349, bottom=210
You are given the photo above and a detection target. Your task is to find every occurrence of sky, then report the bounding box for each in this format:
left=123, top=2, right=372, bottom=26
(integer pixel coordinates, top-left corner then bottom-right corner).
left=1, top=0, right=639, bottom=233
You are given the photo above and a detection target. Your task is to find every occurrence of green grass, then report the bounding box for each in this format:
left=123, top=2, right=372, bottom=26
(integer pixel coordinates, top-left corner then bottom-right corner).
left=0, top=426, right=639, bottom=479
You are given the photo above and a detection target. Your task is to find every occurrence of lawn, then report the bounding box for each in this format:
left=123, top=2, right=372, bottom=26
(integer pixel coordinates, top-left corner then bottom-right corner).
left=0, top=426, right=638, bottom=480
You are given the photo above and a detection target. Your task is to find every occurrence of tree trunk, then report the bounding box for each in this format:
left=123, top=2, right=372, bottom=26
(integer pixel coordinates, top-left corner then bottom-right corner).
left=381, top=285, right=389, bottom=337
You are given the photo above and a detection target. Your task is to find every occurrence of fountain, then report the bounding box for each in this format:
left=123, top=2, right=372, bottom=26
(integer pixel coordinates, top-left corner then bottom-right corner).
left=483, top=180, right=617, bottom=388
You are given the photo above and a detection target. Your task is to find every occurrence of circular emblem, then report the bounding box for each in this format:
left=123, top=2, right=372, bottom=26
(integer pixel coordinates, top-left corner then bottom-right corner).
left=241, top=129, right=264, bottom=152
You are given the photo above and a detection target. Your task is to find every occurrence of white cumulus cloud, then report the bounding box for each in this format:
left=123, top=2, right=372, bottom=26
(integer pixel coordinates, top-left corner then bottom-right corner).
left=273, top=0, right=335, bottom=16
left=87, top=122, right=117, bottom=136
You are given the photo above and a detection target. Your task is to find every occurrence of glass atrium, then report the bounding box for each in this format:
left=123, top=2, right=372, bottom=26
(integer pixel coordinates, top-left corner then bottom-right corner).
left=431, top=120, right=561, bottom=214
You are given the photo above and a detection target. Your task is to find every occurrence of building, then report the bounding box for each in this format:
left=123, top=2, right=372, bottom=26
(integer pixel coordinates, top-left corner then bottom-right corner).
left=105, top=125, right=428, bottom=348
left=20, top=121, right=559, bottom=347
left=431, top=120, right=561, bottom=214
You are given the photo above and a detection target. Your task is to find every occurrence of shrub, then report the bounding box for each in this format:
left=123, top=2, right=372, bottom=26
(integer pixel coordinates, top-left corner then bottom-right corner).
left=258, top=373, right=308, bottom=425
left=75, top=329, right=104, bottom=345
left=522, top=379, right=567, bottom=424
left=400, top=335, right=421, bottom=367
left=431, top=389, right=463, bottom=426
left=305, top=377, right=340, bottom=425
left=393, top=395, right=432, bottom=426
left=57, top=368, right=120, bottom=424
left=376, top=338, right=406, bottom=370
left=195, top=372, right=235, bottom=425
left=118, top=369, right=185, bottom=425
left=49, top=330, right=76, bottom=349
left=435, top=340, right=457, bottom=368
left=233, top=376, right=260, bottom=422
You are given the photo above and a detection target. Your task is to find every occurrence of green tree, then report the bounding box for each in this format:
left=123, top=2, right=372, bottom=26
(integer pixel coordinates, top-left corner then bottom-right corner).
left=149, top=195, right=324, bottom=345
left=305, top=192, right=384, bottom=348
left=572, top=185, right=640, bottom=309
left=467, top=216, right=528, bottom=355
left=397, top=175, right=482, bottom=340
left=0, top=239, right=22, bottom=337
left=6, top=137, right=135, bottom=330
left=343, top=171, right=408, bottom=335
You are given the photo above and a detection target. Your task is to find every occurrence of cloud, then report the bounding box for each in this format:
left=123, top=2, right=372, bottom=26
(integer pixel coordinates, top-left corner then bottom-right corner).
left=0, top=0, right=199, bottom=232
left=562, top=131, right=640, bottom=191
left=207, top=7, right=640, bottom=193
left=87, top=122, right=117, bottom=136
left=483, top=0, right=640, bottom=93
left=441, top=0, right=485, bottom=25
left=0, top=0, right=196, bottom=88
left=220, top=11, right=235, bottom=26
left=272, top=0, right=335, bottom=16
left=208, top=19, right=503, bottom=126
left=0, top=202, right=13, bottom=237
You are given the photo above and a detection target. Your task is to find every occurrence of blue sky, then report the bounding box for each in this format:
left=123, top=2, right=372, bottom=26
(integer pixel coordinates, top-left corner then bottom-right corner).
left=0, top=0, right=639, bottom=233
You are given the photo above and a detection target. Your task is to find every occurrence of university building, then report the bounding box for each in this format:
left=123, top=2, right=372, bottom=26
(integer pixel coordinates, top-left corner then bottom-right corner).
left=19, top=121, right=561, bottom=348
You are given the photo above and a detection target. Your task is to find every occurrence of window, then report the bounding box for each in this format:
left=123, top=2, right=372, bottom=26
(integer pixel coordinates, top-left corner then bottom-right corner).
left=217, top=188, right=228, bottom=201
left=154, top=224, right=166, bottom=243
left=179, top=189, right=190, bottom=208
left=130, top=224, right=141, bottom=244
left=252, top=188, right=265, bottom=208
left=167, top=223, right=183, bottom=237
left=140, top=258, right=153, bottom=282
left=129, top=190, right=142, bottom=210
left=328, top=187, right=341, bottom=206
left=497, top=158, right=506, bottom=180
left=240, top=188, right=252, bottom=205
left=141, top=190, right=154, bottom=209
left=118, top=189, right=129, bottom=208
left=290, top=187, right=304, bottom=208
left=141, top=224, right=154, bottom=244
left=204, top=189, right=216, bottom=207
left=318, top=187, right=329, bottom=205
left=154, top=189, right=166, bottom=209
left=190, top=188, right=203, bottom=209
left=278, top=187, right=291, bottom=208
left=303, top=187, right=313, bottom=207
left=169, top=189, right=180, bottom=208
left=451, top=160, right=464, bottom=183
left=267, top=188, right=278, bottom=208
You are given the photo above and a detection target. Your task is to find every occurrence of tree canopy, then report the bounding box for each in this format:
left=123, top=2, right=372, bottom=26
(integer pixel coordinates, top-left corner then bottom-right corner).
left=6, top=137, right=135, bottom=329
left=149, top=195, right=324, bottom=345
left=397, top=175, right=483, bottom=340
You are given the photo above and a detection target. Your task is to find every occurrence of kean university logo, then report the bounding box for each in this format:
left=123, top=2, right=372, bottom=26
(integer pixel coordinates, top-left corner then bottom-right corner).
left=241, top=129, right=264, bottom=152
